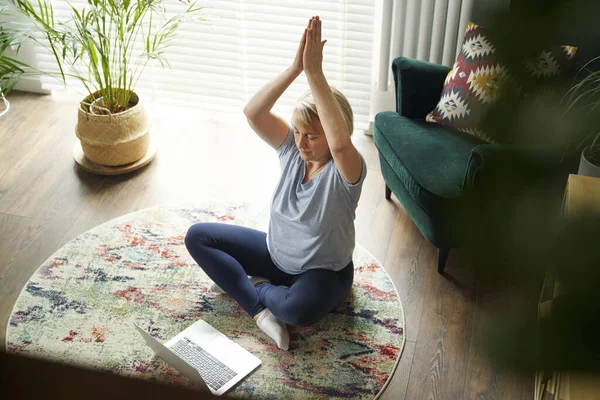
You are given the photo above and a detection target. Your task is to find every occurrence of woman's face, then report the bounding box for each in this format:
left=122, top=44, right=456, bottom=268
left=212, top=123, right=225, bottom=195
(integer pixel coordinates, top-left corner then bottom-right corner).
left=292, top=117, right=331, bottom=163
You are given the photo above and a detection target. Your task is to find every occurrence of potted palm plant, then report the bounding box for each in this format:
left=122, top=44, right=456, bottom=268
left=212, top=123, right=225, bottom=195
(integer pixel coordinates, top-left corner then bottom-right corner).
left=0, top=0, right=206, bottom=167
left=564, top=56, right=600, bottom=178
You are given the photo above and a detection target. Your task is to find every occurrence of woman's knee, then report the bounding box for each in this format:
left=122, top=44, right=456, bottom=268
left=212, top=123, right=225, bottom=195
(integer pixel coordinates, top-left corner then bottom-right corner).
left=282, top=304, right=327, bottom=327
left=279, top=277, right=352, bottom=327
left=184, top=223, right=217, bottom=254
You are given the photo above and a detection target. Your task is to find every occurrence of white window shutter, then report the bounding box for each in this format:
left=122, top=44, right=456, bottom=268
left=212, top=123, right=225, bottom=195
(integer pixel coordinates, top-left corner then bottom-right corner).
left=35, top=0, right=375, bottom=133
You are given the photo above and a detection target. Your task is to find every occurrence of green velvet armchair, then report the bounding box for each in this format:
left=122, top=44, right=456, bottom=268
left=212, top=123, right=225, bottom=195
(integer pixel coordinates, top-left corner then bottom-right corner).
left=373, top=57, right=575, bottom=273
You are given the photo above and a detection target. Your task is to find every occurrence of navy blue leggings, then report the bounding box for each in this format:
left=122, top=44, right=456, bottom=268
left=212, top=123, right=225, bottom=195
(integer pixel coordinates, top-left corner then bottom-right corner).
left=184, top=222, right=354, bottom=327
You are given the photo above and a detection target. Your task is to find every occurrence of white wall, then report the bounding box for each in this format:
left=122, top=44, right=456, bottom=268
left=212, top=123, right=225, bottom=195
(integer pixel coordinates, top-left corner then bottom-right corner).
left=4, top=43, right=50, bottom=94
left=2, top=10, right=50, bottom=94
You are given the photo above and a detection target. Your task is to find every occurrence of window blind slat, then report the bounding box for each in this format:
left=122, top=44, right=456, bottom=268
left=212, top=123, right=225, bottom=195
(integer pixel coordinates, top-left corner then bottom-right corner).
left=37, top=54, right=375, bottom=79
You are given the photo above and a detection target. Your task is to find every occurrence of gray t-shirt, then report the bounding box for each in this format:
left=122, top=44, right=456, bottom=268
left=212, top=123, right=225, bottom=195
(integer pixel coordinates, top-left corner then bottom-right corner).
left=266, top=122, right=367, bottom=275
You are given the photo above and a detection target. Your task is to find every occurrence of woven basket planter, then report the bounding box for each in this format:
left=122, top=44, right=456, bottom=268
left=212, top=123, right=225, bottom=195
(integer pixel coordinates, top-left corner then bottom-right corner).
left=75, top=90, right=150, bottom=166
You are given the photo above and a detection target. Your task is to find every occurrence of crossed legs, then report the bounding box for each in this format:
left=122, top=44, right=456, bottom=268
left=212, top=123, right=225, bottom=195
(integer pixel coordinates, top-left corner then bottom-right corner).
left=184, top=222, right=354, bottom=348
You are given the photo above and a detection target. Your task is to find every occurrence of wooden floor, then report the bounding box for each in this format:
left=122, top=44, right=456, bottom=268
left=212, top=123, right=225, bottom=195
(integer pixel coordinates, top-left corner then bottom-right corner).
left=0, top=91, right=533, bottom=399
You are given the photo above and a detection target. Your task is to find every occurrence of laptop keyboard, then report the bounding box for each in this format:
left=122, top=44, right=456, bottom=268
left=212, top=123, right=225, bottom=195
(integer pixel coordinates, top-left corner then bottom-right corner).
left=171, top=336, right=238, bottom=391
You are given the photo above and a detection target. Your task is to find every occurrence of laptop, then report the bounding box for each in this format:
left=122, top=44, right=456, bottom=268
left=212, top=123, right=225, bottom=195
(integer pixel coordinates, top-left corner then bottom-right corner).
left=133, top=320, right=261, bottom=396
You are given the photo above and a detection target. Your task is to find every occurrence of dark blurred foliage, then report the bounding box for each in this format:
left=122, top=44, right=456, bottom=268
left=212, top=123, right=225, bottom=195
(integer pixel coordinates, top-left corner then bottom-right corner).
left=459, top=0, right=600, bottom=376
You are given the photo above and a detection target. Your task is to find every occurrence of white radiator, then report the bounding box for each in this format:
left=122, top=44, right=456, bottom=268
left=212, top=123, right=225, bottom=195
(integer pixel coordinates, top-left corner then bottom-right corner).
left=366, top=0, right=474, bottom=134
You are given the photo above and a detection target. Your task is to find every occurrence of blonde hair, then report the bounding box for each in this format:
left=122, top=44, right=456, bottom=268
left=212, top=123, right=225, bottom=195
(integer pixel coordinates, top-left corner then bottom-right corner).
left=292, top=87, right=354, bottom=137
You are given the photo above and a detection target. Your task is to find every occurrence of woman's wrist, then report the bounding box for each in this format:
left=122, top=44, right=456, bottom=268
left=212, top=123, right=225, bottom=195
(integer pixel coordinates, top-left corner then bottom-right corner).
left=305, top=69, right=324, bottom=81
left=305, top=69, right=326, bottom=86
left=288, top=66, right=303, bottom=76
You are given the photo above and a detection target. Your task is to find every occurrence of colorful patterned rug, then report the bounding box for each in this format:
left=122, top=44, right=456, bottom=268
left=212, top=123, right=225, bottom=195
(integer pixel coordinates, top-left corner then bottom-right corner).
left=6, top=201, right=405, bottom=399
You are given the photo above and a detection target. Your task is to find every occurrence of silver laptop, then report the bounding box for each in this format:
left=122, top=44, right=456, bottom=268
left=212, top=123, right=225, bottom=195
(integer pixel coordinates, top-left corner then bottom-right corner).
left=133, top=320, right=261, bottom=396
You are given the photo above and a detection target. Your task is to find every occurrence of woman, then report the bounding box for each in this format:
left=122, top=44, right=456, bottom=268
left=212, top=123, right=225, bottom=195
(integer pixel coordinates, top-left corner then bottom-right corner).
left=185, top=16, right=367, bottom=350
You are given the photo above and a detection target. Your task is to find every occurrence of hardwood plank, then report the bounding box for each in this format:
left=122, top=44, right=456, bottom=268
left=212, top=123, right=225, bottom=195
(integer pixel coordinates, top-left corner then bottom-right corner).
left=404, top=248, right=478, bottom=400
left=463, top=286, right=502, bottom=400
left=137, top=111, right=280, bottom=207
left=382, top=206, right=428, bottom=343
left=0, top=92, right=63, bottom=199
left=0, top=92, right=53, bottom=147
left=0, top=92, right=82, bottom=217
left=0, top=91, right=45, bottom=142
left=463, top=284, right=535, bottom=400
left=0, top=163, right=104, bottom=286
left=58, top=169, right=157, bottom=244
left=354, top=160, right=398, bottom=263
left=379, top=340, right=416, bottom=400
left=353, top=131, right=382, bottom=172
left=0, top=213, right=31, bottom=283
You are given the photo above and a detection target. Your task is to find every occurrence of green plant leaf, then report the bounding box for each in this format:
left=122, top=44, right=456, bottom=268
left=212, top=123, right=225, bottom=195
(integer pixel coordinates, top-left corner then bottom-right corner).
left=5, top=0, right=205, bottom=110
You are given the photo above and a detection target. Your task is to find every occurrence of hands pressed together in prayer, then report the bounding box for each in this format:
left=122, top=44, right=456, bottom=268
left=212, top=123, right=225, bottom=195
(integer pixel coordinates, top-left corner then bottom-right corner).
left=292, top=16, right=327, bottom=77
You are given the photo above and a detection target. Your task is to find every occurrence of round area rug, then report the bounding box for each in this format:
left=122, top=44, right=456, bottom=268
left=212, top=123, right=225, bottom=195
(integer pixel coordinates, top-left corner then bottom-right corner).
left=6, top=201, right=405, bottom=399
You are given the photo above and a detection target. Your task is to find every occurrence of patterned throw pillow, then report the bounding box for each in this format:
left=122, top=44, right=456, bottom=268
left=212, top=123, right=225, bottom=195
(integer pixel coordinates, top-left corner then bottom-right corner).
left=525, top=45, right=578, bottom=79
left=425, top=21, right=577, bottom=143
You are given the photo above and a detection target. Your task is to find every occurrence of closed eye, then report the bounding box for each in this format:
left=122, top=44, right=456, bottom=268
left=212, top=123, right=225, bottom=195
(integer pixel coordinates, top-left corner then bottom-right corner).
left=294, top=130, right=316, bottom=140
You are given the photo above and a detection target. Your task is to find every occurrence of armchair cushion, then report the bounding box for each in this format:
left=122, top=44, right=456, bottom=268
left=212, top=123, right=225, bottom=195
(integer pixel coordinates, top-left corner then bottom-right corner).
left=374, top=112, right=486, bottom=213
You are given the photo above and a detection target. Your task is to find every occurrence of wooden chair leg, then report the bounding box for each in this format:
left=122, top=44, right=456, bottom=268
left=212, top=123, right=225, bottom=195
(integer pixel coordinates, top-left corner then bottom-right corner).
left=438, top=247, right=449, bottom=274
left=385, top=184, right=391, bottom=200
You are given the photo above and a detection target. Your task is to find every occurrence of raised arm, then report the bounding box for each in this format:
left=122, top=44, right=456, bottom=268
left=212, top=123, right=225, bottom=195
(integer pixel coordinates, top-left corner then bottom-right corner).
left=243, top=18, right=312, bottom=150
left=304, top=16, right=362, bottom=184
left=243, top=67, right=300, bottom=150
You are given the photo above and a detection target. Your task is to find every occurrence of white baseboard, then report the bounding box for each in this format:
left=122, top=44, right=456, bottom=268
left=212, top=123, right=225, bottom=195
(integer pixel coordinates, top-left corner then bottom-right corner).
left=13, top=77, right=51, bottom=95
left=363, top=121, right=374, bottom=136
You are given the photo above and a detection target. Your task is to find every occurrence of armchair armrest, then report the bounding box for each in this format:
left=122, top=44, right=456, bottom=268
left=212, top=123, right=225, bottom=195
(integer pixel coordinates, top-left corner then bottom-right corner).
left=392, top=57, right=451, bottom=119
left=462, top=144, right=572, bottom=192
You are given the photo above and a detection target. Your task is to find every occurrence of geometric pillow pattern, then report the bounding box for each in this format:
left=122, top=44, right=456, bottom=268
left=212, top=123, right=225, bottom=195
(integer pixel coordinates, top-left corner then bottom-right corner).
left=524, top=45, right=578, bottom=79
left=426, top=21, right=578, bottom=143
